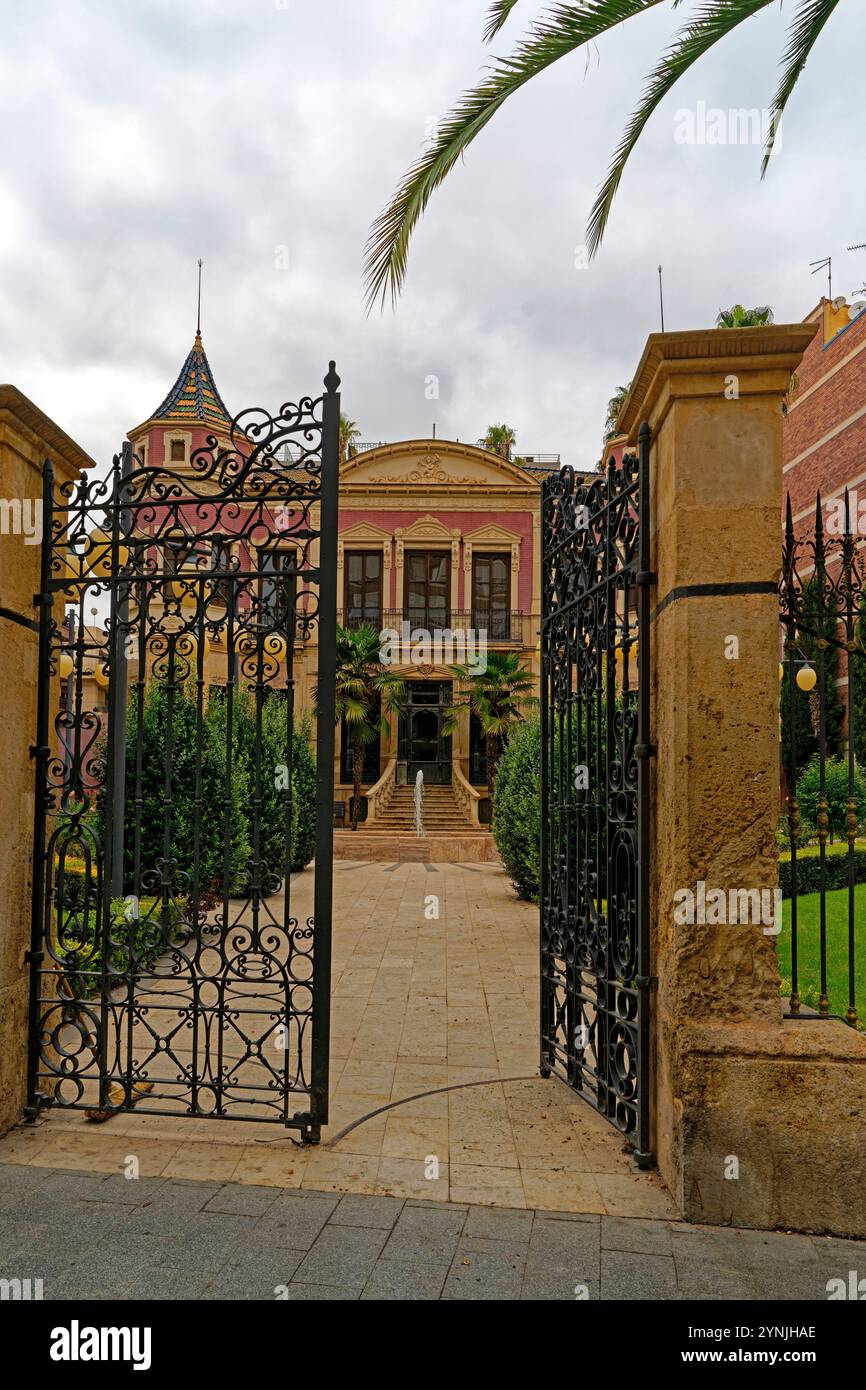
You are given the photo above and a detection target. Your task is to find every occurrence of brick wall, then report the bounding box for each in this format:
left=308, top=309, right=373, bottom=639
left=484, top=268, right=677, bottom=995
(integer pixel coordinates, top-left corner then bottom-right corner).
left=783, top=302, right=866, bottom=539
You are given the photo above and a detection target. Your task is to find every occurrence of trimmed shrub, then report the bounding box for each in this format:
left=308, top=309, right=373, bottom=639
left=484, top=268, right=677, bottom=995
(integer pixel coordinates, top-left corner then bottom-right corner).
left=91, top=681, right=318, bottom=897
left=290, top=728, right=316, bottom=871
left=492, top=716, right=540, bottom=900
left=91, top=681, right=248, bottom=898
left=778, top=841, right=866, bottom=897
left=795, top=754, right=866, bottom=844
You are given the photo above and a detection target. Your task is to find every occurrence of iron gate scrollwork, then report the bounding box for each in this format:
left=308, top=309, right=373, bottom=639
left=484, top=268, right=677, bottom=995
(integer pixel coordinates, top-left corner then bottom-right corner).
left=27, top=364, right=341, bottom=1140
left=540, top=425, right=652, bottom=1164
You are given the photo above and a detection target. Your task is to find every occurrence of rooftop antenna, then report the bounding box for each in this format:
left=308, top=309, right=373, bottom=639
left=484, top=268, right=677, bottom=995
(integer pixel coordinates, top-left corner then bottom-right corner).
left=810, top=255, right=832, bottom=301
left=848, top=245, right=866, bottom=298
left=657, top=264, right=665, bottom=331
left=196, top=258, right=203, bottom=337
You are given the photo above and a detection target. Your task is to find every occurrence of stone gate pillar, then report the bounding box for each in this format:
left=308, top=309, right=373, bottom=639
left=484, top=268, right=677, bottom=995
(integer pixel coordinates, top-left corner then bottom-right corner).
left=619, top=327, right=866, bottom=1236
left=0, top=387, right=94, bottom=1137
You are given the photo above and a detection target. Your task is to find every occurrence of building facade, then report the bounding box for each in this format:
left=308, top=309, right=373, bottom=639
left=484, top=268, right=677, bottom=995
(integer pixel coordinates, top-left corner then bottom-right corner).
left=783, top=296, right=866, bottom=536
left=113, top=333, right=547, bottom=829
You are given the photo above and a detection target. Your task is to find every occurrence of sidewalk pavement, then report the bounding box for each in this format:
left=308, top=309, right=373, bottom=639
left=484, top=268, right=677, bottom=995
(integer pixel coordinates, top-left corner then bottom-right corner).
left=1, top=1163, right=862, bottom=1301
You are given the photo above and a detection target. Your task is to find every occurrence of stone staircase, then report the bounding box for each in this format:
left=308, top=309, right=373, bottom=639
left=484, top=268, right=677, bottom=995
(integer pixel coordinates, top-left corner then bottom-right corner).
left=333, top=782, right=498, bottom=863
left=370, top=783, right=474, bottom=834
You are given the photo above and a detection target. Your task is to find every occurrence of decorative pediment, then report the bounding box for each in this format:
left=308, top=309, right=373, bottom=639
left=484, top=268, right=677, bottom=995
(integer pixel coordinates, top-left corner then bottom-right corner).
left=381, top=452, right=473, bottom=485
left=396, top=514, right=459, bottom=543
left=340, top=440, right=537, bottom=490
left=337, top=520, right=393, bottom=571
left=463, top=522, right=523, bottom=546
left=339, top=521, right=393, bottom=544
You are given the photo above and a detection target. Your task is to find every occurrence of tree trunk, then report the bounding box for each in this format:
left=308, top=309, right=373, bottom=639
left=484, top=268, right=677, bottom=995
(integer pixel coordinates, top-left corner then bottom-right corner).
left=351, top=741, right=364, bottom=831
left=485, top=732, right=498, bottom=807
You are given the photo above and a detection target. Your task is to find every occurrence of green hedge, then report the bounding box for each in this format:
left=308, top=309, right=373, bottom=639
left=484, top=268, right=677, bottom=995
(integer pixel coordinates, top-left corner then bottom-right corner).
left=285, top=714, right=317, bottom=873
left=91, top=683, right=317, bottom=896
left=492, top=716, right=541, bottom=900
left=778, top=842, right=866, bottom=897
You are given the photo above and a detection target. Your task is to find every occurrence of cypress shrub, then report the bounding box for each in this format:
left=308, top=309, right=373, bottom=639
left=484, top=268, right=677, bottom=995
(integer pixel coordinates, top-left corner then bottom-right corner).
left=288, top=713, right=317, bottom=872
left=492, top=716, right=541, bottom=900
left=795, top=754, right=866, bottom=844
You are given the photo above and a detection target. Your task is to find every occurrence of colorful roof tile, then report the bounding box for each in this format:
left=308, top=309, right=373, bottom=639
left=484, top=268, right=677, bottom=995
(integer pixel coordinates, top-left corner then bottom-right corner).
left=151, top=333, right=232, bottom=429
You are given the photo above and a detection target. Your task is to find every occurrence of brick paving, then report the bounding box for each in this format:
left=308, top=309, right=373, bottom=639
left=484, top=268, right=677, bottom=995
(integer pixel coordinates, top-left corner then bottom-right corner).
left=1, top=1164, right=861, bottom=1301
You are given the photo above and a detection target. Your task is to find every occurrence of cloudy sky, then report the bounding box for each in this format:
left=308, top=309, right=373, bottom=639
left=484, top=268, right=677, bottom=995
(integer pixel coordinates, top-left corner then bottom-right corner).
left=2, top=0, right=865, bottom=472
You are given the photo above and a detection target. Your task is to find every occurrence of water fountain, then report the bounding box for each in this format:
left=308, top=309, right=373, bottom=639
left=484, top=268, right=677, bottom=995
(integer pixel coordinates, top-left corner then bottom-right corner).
left=414, top=768, right=424, bottom=837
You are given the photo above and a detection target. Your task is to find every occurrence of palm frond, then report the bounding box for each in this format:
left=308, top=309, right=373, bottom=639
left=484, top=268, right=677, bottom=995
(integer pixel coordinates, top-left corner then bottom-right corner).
left=587, top=0, right=775, bottom=257
left=364, top=1, right=668, bottom=311
left=761, top=0, right=841, bottom=174
left=483, top=0, right=523, bottom=42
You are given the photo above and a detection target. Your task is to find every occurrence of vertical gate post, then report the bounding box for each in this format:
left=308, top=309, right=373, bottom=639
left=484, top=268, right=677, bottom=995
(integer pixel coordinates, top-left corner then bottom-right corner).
left=0, top=389, right=95, bottom=1136
left=309, top=361, right=340, bottom=1139
left=620, top=325, right=866, bottom=1237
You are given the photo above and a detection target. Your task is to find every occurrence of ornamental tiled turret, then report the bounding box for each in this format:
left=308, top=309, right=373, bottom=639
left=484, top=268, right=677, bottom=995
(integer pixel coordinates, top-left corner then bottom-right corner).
left=128, top=329, right=234, bottom=471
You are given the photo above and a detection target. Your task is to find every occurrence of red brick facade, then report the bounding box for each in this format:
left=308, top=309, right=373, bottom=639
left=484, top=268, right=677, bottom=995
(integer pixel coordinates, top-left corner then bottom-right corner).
left=783, top=300, right=866, bottom=539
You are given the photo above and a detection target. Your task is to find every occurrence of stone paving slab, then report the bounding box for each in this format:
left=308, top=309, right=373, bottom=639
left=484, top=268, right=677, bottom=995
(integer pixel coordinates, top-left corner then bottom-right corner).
left=3, top=1163, right=863, bottom=1301
left=4, top=861, right=675, bottom=1222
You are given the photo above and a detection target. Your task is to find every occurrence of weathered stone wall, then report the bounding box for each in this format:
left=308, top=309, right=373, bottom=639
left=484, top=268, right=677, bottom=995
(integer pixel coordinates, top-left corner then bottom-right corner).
left=0, top=387, right=94, bottom=1137
left=621, top=327, right=866, bottom=1237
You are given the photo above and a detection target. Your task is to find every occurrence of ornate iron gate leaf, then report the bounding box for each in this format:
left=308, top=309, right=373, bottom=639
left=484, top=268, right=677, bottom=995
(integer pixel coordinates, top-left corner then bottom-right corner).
left=540, top=427, right=652, bottom=1164
left=27, top=365, right=341, bottom=1139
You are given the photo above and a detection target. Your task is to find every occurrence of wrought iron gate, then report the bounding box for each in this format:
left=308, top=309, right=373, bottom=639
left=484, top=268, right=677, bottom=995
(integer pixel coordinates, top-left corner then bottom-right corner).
left=540, top=426, right=652, bottom=1165
left=27, top=365, right=341, bottom=1140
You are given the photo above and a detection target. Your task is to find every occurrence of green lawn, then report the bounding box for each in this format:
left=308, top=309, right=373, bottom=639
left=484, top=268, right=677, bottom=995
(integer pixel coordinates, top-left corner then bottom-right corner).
left=778, top=885, right=864, bottom=1027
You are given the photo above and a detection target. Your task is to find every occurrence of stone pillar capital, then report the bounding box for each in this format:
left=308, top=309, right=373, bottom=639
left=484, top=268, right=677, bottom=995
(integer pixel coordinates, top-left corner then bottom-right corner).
left=619, top=324, right=818, bottom=443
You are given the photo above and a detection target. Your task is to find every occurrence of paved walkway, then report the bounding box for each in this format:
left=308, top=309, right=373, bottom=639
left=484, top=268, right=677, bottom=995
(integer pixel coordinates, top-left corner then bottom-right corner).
left=1, top=1164, right=861, bottom=1300
left=5, top=860, right=672, bottom=1219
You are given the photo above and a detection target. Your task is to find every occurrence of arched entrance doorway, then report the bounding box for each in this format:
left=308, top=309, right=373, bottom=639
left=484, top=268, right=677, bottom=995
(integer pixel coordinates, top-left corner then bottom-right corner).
left=398, top=680, right=452, bottom=783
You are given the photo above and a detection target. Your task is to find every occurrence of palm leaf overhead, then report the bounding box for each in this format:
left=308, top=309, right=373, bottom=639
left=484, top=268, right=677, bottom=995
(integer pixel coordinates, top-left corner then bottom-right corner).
left=364, top=0, right=846, bottom=309
left=483, top=0, right=524, bottom=42
left=363, top=1, right=668, bottom=311
left=761, top=0, right=841, bottom=172
left=587, top=0, right=774, bottom=257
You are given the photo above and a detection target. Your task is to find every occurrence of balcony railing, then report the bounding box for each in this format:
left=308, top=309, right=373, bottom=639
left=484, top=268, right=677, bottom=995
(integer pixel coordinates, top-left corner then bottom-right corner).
left=338, top=609, right=531, bottom=644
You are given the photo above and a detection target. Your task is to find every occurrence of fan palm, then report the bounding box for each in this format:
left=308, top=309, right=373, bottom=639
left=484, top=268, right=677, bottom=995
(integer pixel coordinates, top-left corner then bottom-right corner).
left=339, top=414, right=361, bottom=464
left=443, top=650, right=537, bottom=802
left=323, top=625, right=405, bottom=830
left=716, top=303, right=775, bottom=327
left=604, top=383, right=632, bottom=442
left=478, top=423, right=517, bottom=459
left=364, top=1, right=844, bottom=310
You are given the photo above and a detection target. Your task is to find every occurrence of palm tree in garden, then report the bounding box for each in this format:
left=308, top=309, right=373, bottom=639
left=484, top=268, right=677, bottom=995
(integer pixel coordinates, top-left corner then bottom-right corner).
left=328, top=625, right=405, bottom=830
left=716, top=303, right=775, bottom=328
left=364, top=0, right=845, bottom=309
left=339, top=414, right=361, bottom=464
left=604, top=383, right=632, bottom=442
left=444, top=650, right=537, bottom=804
left=478, top=422, right=517, bottom=460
